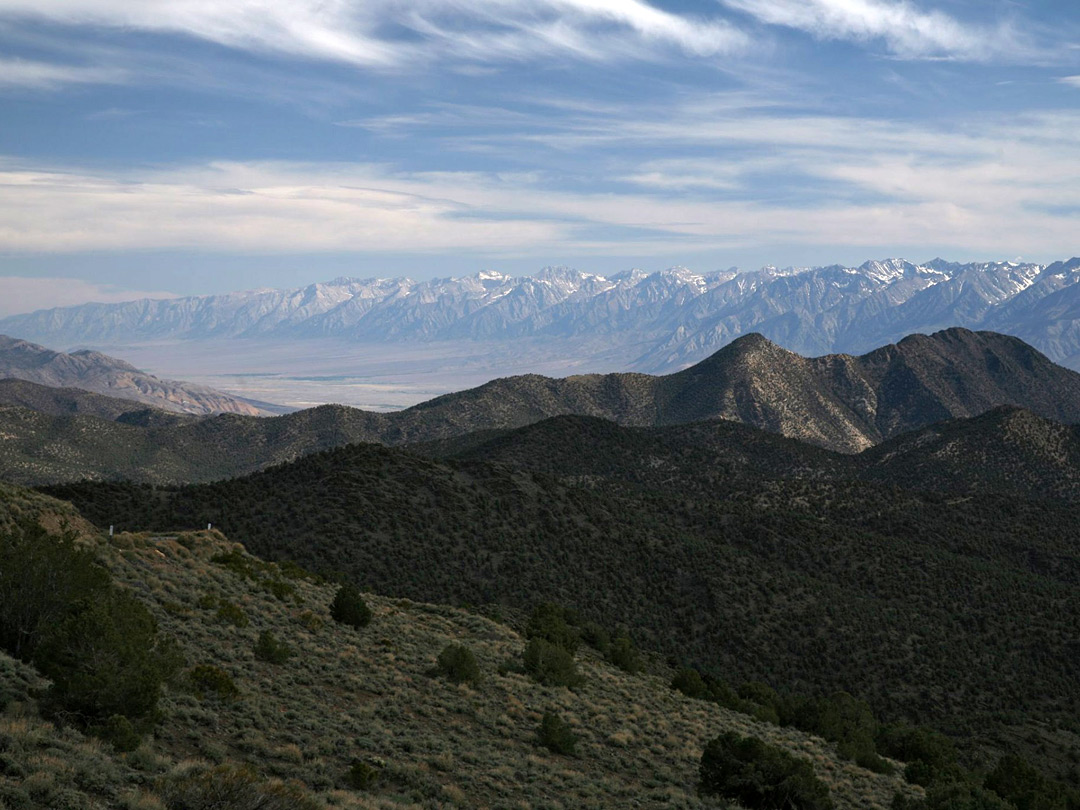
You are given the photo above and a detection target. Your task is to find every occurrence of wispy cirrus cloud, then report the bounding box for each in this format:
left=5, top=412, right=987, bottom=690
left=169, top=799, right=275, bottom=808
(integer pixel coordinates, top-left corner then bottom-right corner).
left=2, top=101, right=1080, bottom=261
left=0, top=56, right=126, bottom=88
left=720, top=0, right=1027, bottom=61
left=0, top=0, right=749, bottom=71
left=1060, top=75, right=1080, bottom=88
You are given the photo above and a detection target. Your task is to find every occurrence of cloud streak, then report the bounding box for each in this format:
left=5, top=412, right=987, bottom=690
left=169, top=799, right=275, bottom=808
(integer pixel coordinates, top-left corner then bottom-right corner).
left=721, top=0, right=1025, bottom=61
left=0, top=56, right=126, bottom=88
left=0, top=0, right=749, bottom=70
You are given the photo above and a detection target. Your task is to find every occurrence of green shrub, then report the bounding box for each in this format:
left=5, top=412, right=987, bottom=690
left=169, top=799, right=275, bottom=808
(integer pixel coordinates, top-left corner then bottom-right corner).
left=672, top=668, right=709, bottom=699
left=215, top=601, right=249, bottom=628
left=158, top=763, right=320, bottom=810
left=699, top=732, right=834, bottom=810
left=738, top=680, right=780, bottom=709
left=253, top=631, right=293, bottom=665
left=188, top=665, right=239, bottom=701
left=93, top=714, right=142, bottom=753
left=784, top=692, right=890, bottom=773
left=525, top=603, right=580, bottom=655
left=330, top=584, right=372, bottom=629
left=345, top=760, right=381, bottom=790
left=579, top=621, right=610, bottom=654
left=261, top=579, right=297, bottom=602
left=537, top=711, right=577, bottom=756
left=523, top=638, right=584, bottom=688
left=985, top=755, right=1067, bottom=810
left=277, top=560, right=318, bottom=581
left=0, top=522, right=109, bottom=661
left=877, top=725, right=963, bottom=787
left=435, top=643, right=481, bottom=685
left=210, top=550, right=257, bottom=578
left=34, top=586, right=182, bottom=724
left=606, top=634, right=641, bottom=674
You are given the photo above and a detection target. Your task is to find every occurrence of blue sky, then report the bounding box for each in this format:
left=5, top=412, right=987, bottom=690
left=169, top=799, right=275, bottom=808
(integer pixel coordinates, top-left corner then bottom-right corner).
left=0, top=0, right=1079, bottom=313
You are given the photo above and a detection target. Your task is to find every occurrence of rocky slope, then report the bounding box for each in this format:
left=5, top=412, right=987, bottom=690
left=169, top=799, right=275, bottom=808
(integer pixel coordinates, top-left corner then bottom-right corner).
left=0, top=335, right=275, bottom=416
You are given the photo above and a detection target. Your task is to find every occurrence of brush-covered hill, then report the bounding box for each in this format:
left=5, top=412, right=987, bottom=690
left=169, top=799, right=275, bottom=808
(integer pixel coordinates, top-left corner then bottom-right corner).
left=0, top=334, right=276, bottom=416
left=857, top=406, right=1080, bottom=499
left=0, top=487, right=919, bottom=810
left=5, top=328, right=1080, bottom=485
left=416, top=407, right=1080, bottom=502
left=47, top=435, right=1080, bottom=783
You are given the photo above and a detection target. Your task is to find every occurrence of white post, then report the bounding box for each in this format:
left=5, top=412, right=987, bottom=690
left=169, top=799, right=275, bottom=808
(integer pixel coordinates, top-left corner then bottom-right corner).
left=207, top=523, right=212, bottom=531
left=109, top=525, right=114, bottom=537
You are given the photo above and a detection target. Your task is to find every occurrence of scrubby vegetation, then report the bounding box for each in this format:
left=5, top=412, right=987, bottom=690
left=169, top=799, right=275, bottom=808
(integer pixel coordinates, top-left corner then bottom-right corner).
left=0, top=494, right=920, bottom=809
left=49, top=427, right=1080, bottom=785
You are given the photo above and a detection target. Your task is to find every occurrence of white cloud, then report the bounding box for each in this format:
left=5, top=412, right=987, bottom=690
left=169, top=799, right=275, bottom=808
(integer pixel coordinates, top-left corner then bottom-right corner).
left=720, top=0, right=1024, bottom=60
left=0, top=277, right=178, bottom=317
left=2, top=102, right=1080, bottom=261
left=0, top=159, right=571, bottom=255
left=1060, top=75, right=1080, bottom=87
left=0, top=56, right=126, bottom=88
left=0, top=0, right=748, bottom=70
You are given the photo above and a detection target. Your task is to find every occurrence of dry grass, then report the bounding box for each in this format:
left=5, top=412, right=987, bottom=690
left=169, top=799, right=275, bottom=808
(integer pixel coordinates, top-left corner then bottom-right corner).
left=0, top=529, right=922, bottom=809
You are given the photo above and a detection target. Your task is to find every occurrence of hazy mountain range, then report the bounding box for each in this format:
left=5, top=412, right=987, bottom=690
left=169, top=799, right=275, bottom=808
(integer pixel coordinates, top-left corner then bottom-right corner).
left=0, top=335, right=278, bottom=416
left=5, top=257, right=1080, bottom=374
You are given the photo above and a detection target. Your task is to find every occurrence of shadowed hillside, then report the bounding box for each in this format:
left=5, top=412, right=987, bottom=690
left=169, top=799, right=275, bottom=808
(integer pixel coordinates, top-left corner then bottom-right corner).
left=0, top=487, right=921, bottom=809
left=47, top=436, right=1080, bottom=782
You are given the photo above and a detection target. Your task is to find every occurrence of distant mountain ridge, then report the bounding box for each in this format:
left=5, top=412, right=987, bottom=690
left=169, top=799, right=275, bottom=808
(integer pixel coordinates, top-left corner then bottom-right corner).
left=3, top=328, right=1080, bottom=483
left=5, top=257, right=1080, bottom=372
left=0, top=335, right=277, bottom=416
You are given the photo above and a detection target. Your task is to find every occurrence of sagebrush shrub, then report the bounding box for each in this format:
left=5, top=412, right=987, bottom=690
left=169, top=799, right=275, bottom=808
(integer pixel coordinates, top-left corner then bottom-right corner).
left=215, top=601, right=249, bottom=628
left=158, top=763, right=320, bottom=810
left=253, top=631, right=292, bottom=665
left=188, top=665, right=239, bottom=701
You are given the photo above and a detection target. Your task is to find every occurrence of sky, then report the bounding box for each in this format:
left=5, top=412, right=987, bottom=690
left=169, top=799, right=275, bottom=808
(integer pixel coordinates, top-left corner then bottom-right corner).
left=1, top=0, right=1079, bottom=314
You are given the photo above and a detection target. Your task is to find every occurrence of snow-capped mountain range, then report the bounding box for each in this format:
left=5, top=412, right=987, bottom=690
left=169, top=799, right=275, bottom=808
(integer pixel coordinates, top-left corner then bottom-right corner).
left=4, top=257, right=1080, bottom=373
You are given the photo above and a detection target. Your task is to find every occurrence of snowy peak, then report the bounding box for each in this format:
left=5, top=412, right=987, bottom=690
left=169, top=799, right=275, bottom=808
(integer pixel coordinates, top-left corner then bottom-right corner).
left=7, top=257, right=1080, bottom=377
